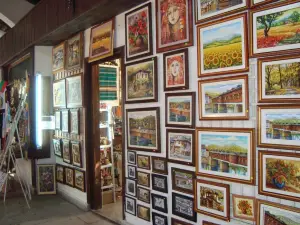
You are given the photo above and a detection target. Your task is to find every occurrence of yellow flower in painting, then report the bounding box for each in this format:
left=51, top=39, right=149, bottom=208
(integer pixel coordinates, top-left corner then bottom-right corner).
left=238, top=53, right=242, bottom=58
left=237, top=56, right=242, bottom=63
left=222, top=55, right=227, bottom=62
left=220, top=62, right=227, bottom=68
left=213, top=57, right=219, bottom=66
left=208, top=55, right=214, bottom=62
left=204, top=59, right=210, bottom=67
left=232, top=51, right=238, bottom=59
left=226, top=58, right=233, bottom=67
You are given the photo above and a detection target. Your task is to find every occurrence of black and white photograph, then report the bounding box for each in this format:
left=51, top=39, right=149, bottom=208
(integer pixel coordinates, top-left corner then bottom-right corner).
left=127, top=151, right=136, bottom=165
left=125, top=196, right=136, bottom=216
left=172, top=192, right=196, bottom=222
left=151, top=193, right=168, bottom=213
left=152, top=174, right=168, bottom=193
left=128, top=165, right=136, bottom=179
left=137, top=186, right=150, bottom=204
left=53, top=139, right=62, bottom=157
left=126, top=178, right=136, bottom=197
left=152, top=212, right=168, bottom=225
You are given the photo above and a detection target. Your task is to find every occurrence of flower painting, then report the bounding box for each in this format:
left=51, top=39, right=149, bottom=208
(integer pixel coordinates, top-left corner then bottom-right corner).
left=37, top=165, right=56, bottom=195
left=232, top=195, right=255, bottom=221
left=156, top=0, right=193, bottom=52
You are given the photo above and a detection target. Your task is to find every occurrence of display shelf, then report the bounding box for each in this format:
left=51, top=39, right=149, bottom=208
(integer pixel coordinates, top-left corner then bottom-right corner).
left=101, top=163, right=112, bottom=169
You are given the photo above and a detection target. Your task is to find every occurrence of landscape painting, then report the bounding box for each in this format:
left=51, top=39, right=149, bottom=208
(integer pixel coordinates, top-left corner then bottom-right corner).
left=198, top=13, right=248, bottom=77
left=172, top=168, right=194, bottom=194
left=252, top=2, right=300, bottom=56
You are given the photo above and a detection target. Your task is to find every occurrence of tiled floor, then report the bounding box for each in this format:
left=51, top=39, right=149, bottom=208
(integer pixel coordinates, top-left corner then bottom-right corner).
left=94, top=200, right=123, bottom=224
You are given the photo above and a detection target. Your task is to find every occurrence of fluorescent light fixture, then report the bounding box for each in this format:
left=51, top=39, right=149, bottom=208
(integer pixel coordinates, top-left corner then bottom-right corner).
left=36, top=73, right=42, bottom=149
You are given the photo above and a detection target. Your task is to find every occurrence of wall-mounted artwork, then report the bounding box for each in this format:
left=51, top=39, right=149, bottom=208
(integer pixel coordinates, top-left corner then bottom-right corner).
left=156, top=0, right=193, bottom=53
left=251, top=0, right=278, bottom=8
left=126, top=178, right=136, bottom=197
left=55, top=111, right=61, bottom=130
left=62, top=140, right=71, bottom=164
left=137, top=186, right=150, bottom=204
left=258, top=104, right=300, bottom=150
left=171, top=218, right=193, bottom=225
left=137, top=204, right=151, bottom=222
left=232, top=194, right=256, bottom=221
left=202, top=221, right=219, bottom=225
left=70, top=109, right=79, bottom=134
left=66, top=33, right=83, bottom=70
left=197, top=13, right=248, bottom=77
left=37, top=164, right=56, bottom=195
left=196, top=127, right=255, bottom=185
left=126, top=107, right=161, bottom=152
left=71, top=141, right=82, bottom=168
left=53, top=80, right=66, bottom=108
left=66, top=75, right=83, bottom=108
left=137, top=154, right=151, bottom=170
left=89, top=19, right=114, bottom=63
left=137, top=171, right=150, bottom=187
left=127, top=151, right=136, bottom=165
left=65, top=167, right=74, bottom=187
left=152, top=193, right=168, bottom=213
left=61, top=110, right=69, bottom=133
left=198, top=75, right=249, bottom=120
left=171, top=168, right=194, bottom=194
left=74, top=170, right=85, bottom=192
left=152, top=212, right=168, bottom=225
left=163, top=48, right=189, bottom=91
left=152, top=174, right=168, bottom=193
left=172, top=192, right=196, bottom=222
left=125, top=196, right=136, bottom=216
left=128, top=165, right=136, bottom=179
left=125, top=3, right=153, bottom=61
left=53, top=139, right=62, bottom=157
left=152, top=157, right=168, bottom=175
left=125, top=57, right=157, bottom=104
left=52, top=42, right=65, bottom=73
left=251, top=1, right=300, bottom=57
left=56, top=164, right=64, bottom=184
left=258, top=54, right=300, bottom=103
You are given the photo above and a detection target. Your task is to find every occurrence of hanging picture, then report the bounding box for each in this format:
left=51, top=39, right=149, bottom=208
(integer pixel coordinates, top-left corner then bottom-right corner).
left=70, top=109, right=79, bottom=134
left=66, top=33, right=83, bottom=70
left=126, top=178, right=137, bottom=197
left=37, top=164, right=56, bottom=195
left=152, top=157, right=168, bottom=175
left=53, top=80, right=66, bottom=108
left=137, top=171, right=150, bottom=187
left=62, top=140, right=71, bottom=164
left=61, top=110, right=69, bottom=133
left=128, top=165, right=137, bottom=179
left=152, top=212, right=168, bottom=225
left=251, top=1, right=300, bottom=57
left=195, top=179, right=230, bottom=221
left=126, top=107, right=161, bottom=152
left=152, top=193, right=168, bottom=213
left=156, top=0, right=193, bottom=53
left=125, top=3, right=153, bottom=61
left=127, top=151, right=136, bottom=165
left=171, top=168, right=194, bottom=195
left=52, top=42, right=65, bottom=73
left=196, top=127, right=255, bottom=185
left=172, top=192, right=196, bottom=222
left=202, top=222, right=219, bottom=225
left=137, top=204, right=151, bottom=222
left=232, top=194, right=256, bottom=221
left=137, top=154, right=151, bottom=170
left=251, top=0, right=279, bottom=7
left=89, top=19, right=114, bottom=63
left=166, top=129, right=195, bottom=166
left=65, top=167, right=74, bottom=187
left=197, top=13, right=249, bottom=77
left=71, top=141, right=82, bottom=168
left=55, top=111, right=61, bottom=130
left=152, top=174, right=168, bottom=193
left=56, top=164, right=64, bottom=184
left=258, top=54, right=300, bottom=103
left=125, top=196, right=136, bottom=216
left=165, top=92, right=195, bottom=128
left=171, top=218, right=193, bottom=225
left=53, top=139, right=62, bottom=157
left=137, top=186, right=150, bottom=204
left=125, top=57, right=158, bottom=104
left=198, top=75, right=249, bottom=120
left=66, top=75, right=83, bottom=108
left=163, top=48, right=189, bottom=91
left=257, top=104, right=300, bottom=150
left=74, top=170, right=85, bottom=192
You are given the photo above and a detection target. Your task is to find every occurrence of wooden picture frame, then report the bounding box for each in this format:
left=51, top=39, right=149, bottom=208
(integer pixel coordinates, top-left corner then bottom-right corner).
left=37, top=164, right=56, bottom=195
left=152, top=156, right=168, bottom=175
left=53, top=79, right=66, bottom=109
left=232, top=194, right=256, bottom=221
left=127, top=151, right=136, bottom=165
left=155, top=0, right=193, bottom=53
left=128, top=165, right=137, bottom=179
left=197, top=13, right=249, bottom=77
left=55, top=111, right=61, bottom=130
left=195, top=179, right=230, bottom=221
left=165, top=92, right=195, bottom=128
left=198, top=75, right=249, bottom=120
left=152, top=174, right=168, bottom=193
left=125, top=3, right=153, bottom=61
left=137, top=204, right=151, bottom=222
left=66, top=32, right=83, bottom=71
left=125, top=196, right=136, bottom=216
left=202, top=222, right=219, bottom=225
left=74, top=169, right=86, bottom=192
left=171, top=167, right=194, bottom=195
left=171, top=218, right=193, bottom=225
left=62, top=139, right=72, bottom=164
left=137, top=186, right=150, bottom=204
left=52, top=42, right=65, bottom=73
left=65, top=167, right=74, bottom=187
left=61, top=110, right=69, bottom=133
left=66, top=75, right=83, bottom=108
left=70, top=109, right=80, bottom=134
left=126, top=107, right=161, bottom=153
left=250, top=0, right=280, bottom=8
left=166, top=129, right=195, bottom=166
left=172, top=192, right=197, bottom=222
left=137, top=154, right=151, bottom=170
left=137, top=171, right=150, bottom=188
left=126, top=178, right=137, bottom=197
left=151, top=193, right=168, bottom=213
left=163, top=48, right=189, bottom=91
left=152, top=212, right=168, bottom=225
left=71, top=141, right=82, bottom=168
left=56, top=164, right=64, bottom=184
left=53, top=139, right=62, bottom=157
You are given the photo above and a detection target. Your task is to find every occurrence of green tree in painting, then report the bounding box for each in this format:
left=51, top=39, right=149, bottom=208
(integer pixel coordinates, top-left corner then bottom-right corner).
left=257, top=12, right=283, bottom=37
left=290, top=11, right=300, bottom=25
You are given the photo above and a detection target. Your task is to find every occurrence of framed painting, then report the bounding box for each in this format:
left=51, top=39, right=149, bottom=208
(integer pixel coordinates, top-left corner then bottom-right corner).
left=125, top=3, right=153, bottom=61
left=74, top=170, right=85, bottom=192
left=53, top=139, right=62, bottom=157
left=127, top=151, right=136, bottom=165
left=152, top=174, right=168, bottom=193
left=257, top=104, right=300, bottom=150
left=37, top=164, right=56, bottom=195
left=137, top=186, right=150, bottom=204
left=152, top=157, right=168, bottom=175
left=53, top=79, right=66, bottom=108
left=171, top=218, right=193, bottom=225
left=156, top=0, right=193, bottom=53
left=196, top=127, right=255, bottom=185
left=152, top=212, right=168, bottom=225
left=70, top=109, right=79, bottom=134
left=202, top=222, right=219, bottom=225
left=137, top=171, right=150, bottom=187
left=126, top=107, right=161, bottom=152
left=56, top=164, right=64, bottom=184
left=66, top=75, right=83, bottom=108
left=197, top=13, right=249, bottom=77
left=198, top=75, right=249, bottom=120
left=126, top=178, right=136, bottom=197
left=66, top=32, right=83, bottom=70
left=166, top=129, right=195, bottom=166
left=125, top=57, right=157, bottom=104
left=165, top=92, right=195, bottom=128
left=137, top=204, right=151, bottom=222
left=195, top=179, right=230, bottom=221
left=62, top=140, right=71, bottom=164
left=250, top=0, right=300, bottom=57
left=65, top=167, right=74, bottom=187
left=259, top=150, right=300, bottom=202
left=52, top=42, right=65, bottom=73
left=89, top=19, right=114, bottom=63
left=172, top=192, right=197, bottom=222
left=125, top=196, right=136, bottom=216
left=137, top=154, right=151, bottom=170
left=171, top=167, right=194, bottom=195
left=152, top=193, right=168, bottom=213
left=61, top=110, right=69, bottom=133
left=257, top=200, right=300, bottom=225
left=55, top=111, right=61, bottom=130
left=232, top=194, right=256, bottom=221
left=258, top=54, right=300, bottom=103
left=128, top=165, right=137, bottom=179
left=251, top=0, right=279, bottom=8
left=71, top=141, right=82, bottom=168
left=163, top=48, right=189, bottom=91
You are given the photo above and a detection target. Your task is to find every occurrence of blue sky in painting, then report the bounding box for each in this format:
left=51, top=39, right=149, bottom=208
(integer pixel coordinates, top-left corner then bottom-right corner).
left=169, top=97, right=191, bottom=103
left=204, top=83, right=241, bottom=95
left=266, top=113, right=300, bottom=120
left=201, top=134, right=248, bottom=149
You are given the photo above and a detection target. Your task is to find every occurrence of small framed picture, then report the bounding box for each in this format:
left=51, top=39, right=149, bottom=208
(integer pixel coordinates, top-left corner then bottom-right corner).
left=137, top=171, right=150, bottom=188
left=172, top=192, right=196, bottom=222
left=70, top=109, right=79, bottom=135
left=152, top=157, right=168, bottom=175
left=66, top=32, right=83, bottom=71
left=137, top=204, right=151, bottom=222
left=71, top=141, right=82, bottom=168
left=66, top=75, right=83, bottom=108
left=74, top=170, right=85, bottom=192
left=137, top=186, right=150, bottom=204
left=171, top=218, right=193, bottom=225
left=53, top=139, right=62, bottom=157
left=171, top=168, right=194, bottom=195
left=232, top=194, right=256, bottom=221
left=152, top=212, right=168, bottom=225
left=137, top=154, right=151, bottom=170
left=65, top=167, right=74, bottom=187
left=127, top=151, right=136, bottom=165
left=152, top=174, right=168, bottom=193
left=151, top=193, right=168, bottom=213
left=62, top=140, right=71, bottom=164
left=52, top=42, right=65, bottom=73
left=56, top=164, right=64, bottom=184
left=53, top=79, right=66, bottom=109
left=125, top=196, right=136, bottom=216
left=126, top=178, right=137, bottom=197
left=55, top=111, right=61, bottom=130
left=37, top=164, right=56, bottom=195
left=61, top=110, right=69, bottom=133
left=128, top=165, right=136, bottom=179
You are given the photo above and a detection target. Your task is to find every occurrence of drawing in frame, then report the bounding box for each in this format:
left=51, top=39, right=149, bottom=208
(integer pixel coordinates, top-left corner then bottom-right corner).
left=65, top=167, right=74, bottom=187
left=152, top=174, right=168, bottom=193
left=125, top=2, right=153, bottom=61
left=53, top=139, right=62, bottom=157
left=250, top=0, right=300, bottom=57
left=70, top=109, right=79, bottom=134
left=152, top=212, right=168, bottom=225
left=172, top=192, right=197, bottom=222
left=196, top=127, right=255, bottom=185
left=137, top=171, right=150, bottom=188
left=37, top=164, right=56, bottom=195
left=256, top=199, right=300, bottom=225
left=53, top=79, right=66, bottom=108
left=126, top=178, right=137, bottom=197
left=125, top=57, right=157, bottom=104
left=55, top=111, right=61, bottom=130
left=52, top=42, right=65, bottom=73
left=258, top=54, right=300, bottom=103
left=71, top=141, right=82, bottom=168
left=198, top=75, right=249, bottom=120
left=137, top=204, right=151, bottom=222
left=89, top=19, right=114, bottom=63
left=257, top=104, right=300, bottom=150
left=74, top=170, right=85, bottom=192
left=171, top=218, right=193, bottom=225
left=127, top=151, right=136, bottom=165
left=128, top=165, right=137, bottom=179
left=165, top=92, right=195, bottom=128
left=137, top=186, right=150, bottom=204
left=62, top=139, right=72, bottom=164
left=152, top=156, right=168, bottom=175
left=125, top=196, right=136, bottom=216
left=56, top=164, right=64, bottom=184
left=126, top=107, right=161, bottom=153
left=152, top=193, right=168, bottom=213
left=163, top=48, right=189, bottom=91
left=197, top=13, right=249, bottom=77
left=171, top=167, right=194, bottom=195
left=259, top=150, right=300, bottom=202
left=66, top=32, right=83, bottom=71
left=61, top=110, right=69, bottom=133
left=137, top=154, right=151, bottom=170
left=155, top=0, right=193, bottom=53
left=195, top=179, right=230, bottom=221
left=66, top=75, right=83, bottom=108
left=166, top=129, right=195, bottom=166
left=232, top=194, right=256, bottom=221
